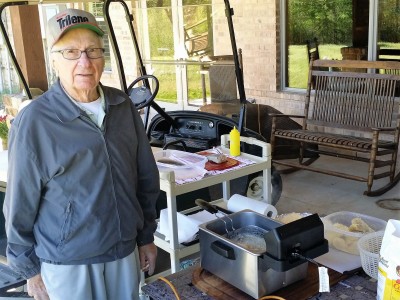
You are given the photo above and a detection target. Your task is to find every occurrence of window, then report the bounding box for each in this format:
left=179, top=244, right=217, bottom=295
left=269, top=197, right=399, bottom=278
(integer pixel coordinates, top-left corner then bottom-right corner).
left=283, top=0, right=356, bottom=89
left=283, top=0, right=400, bottom=89
left=378, top=0, right=400, bottom=61
left=138, top=0, right=229, bottom=108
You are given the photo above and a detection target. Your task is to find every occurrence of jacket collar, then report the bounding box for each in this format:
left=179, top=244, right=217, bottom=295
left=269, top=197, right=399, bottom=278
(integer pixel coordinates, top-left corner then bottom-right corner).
left=49, top=80, right=127, bottom=123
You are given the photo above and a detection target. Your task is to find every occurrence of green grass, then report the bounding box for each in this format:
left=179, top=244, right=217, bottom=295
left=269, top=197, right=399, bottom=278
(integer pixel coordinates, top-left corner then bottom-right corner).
left=156, top=43, right=400, bottom=102
left=156, top=44, right=346, bottom=102
left=288, top=44, right=345, bottom=89
left=153, top=60, right=211, bottom=104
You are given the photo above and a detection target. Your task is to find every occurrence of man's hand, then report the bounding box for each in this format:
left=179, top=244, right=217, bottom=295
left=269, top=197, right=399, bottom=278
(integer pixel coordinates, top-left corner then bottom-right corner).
left=138, top=242, right=157, bottom=275
left=27, top=274, right=49, bottom=300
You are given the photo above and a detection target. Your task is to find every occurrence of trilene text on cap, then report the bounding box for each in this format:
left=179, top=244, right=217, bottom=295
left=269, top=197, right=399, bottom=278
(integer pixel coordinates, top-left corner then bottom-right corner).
left=57, top=15, right=89, bottom=30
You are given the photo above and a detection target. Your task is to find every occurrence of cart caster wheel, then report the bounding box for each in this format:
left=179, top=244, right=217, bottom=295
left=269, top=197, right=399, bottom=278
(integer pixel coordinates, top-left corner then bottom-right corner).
left=246, top=166, right=282, bottom=206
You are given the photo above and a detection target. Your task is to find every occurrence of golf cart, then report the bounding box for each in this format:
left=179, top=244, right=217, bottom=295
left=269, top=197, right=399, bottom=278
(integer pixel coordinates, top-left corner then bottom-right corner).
left=103, top=0, right=283, bottom=205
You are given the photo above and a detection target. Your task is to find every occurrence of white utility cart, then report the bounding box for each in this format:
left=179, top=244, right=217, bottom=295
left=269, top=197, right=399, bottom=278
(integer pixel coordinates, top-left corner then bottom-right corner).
left=153, top=134, right=272, bottom=275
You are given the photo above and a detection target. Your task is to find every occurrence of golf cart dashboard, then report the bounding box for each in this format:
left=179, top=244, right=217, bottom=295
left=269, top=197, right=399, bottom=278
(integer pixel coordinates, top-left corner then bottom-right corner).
left=147, top=111, right=239, bottom=151
left=174, top=118, right=217, bottom=137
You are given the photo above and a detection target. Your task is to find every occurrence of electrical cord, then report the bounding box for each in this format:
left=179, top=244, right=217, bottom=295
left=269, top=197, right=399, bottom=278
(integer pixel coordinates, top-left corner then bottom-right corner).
left=159, top=274, right=286, bottom=300
left=156, top=253, right=319, bottom=300
left=158, top=274, right=290, bottom=300
left=154, top=251, right=326, bottom=300
left=291, top=252, right=320, bottom=268
left=258, top=296, right=286, bottom=300
left=158, top=276, right=181, bottom=300
left=292, top=252, right=324, bottom=300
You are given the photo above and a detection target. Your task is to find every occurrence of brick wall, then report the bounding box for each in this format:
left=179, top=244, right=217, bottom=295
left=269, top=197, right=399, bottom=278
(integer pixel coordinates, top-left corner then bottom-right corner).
left=226, top=0, right=306, bottom=117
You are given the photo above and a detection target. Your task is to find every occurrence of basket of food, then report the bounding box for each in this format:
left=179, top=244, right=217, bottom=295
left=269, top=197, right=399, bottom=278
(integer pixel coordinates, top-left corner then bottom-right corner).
left=357, top=230, right=385, bottom=279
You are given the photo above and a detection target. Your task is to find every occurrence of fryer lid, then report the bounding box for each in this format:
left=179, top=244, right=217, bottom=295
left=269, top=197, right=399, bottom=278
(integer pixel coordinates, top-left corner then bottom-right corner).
left=260, top=213, right=329, bottom=271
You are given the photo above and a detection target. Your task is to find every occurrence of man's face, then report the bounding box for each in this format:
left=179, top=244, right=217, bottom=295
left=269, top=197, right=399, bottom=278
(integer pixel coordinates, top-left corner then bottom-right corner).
left=52, top=28, right=105, bottom=99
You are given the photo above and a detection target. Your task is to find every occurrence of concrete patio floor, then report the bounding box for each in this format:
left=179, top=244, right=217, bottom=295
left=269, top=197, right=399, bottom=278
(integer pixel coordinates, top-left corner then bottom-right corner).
left=274, top=154, right=400, bottom=222
left=152, top=101, right=400, bottom=222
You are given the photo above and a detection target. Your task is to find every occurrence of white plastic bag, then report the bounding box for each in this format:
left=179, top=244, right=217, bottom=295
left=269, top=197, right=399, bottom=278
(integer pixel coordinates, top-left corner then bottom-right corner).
left=377, top=219, right=400, bottom=300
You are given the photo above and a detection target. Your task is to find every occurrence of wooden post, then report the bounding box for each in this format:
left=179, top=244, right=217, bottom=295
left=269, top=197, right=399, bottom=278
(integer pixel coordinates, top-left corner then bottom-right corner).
left=10, top=5, right=48, bottom=93
left=352, top=0, right=369, bottom=48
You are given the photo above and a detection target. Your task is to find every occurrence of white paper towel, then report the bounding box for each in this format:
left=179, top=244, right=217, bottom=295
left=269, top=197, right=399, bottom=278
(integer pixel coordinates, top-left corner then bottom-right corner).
left=158, top=209, right=218, bottom=244
left=227, top=194, right=278, bottom=218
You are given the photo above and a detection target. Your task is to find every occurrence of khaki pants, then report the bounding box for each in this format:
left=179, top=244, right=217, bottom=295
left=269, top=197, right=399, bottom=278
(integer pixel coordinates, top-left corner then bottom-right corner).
left=41, top=251, right=140, bottom=300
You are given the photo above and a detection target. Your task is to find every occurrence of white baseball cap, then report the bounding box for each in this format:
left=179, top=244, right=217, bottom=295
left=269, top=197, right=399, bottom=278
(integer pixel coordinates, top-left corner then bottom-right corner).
left=47, top=8, right=104, bottom=48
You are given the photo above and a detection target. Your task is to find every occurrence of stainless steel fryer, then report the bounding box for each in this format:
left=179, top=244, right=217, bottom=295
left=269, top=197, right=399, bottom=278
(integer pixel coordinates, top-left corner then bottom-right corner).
left=198, top=209, right=328, bottom=299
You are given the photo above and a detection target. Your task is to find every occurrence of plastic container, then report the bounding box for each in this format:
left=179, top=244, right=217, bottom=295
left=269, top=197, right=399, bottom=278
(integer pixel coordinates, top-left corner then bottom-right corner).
left=357, top=230, right=384, bottom=279
left=322, top=211, right=387, bottom=255
left=153, top=150, right=207, bottom=180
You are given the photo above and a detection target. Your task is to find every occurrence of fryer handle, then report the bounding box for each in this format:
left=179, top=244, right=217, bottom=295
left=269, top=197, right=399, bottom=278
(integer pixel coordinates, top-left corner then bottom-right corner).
left=211, top=241, right=236, bottom=260
left=195, top=199, right=219, bottom=214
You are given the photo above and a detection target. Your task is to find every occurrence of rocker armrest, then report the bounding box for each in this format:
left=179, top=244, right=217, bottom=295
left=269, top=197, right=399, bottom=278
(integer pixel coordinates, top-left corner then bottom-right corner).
left=371, top=127, right=398, bottom=132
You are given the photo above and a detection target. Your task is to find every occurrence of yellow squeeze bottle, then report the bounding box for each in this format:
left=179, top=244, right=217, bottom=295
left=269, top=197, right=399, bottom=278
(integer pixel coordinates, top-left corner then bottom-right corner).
left=230, top=126, right=241, bottom=156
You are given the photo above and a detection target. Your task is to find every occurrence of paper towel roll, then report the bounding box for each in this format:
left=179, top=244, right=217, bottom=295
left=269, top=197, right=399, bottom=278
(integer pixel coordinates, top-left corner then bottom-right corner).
left=227, top=194, right=278, bottom=218
left=158, top=209, right=217, bottom=244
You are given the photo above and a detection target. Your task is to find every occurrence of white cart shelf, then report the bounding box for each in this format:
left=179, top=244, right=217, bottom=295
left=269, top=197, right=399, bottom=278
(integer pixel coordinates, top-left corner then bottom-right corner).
left=154, top=134, right=272, bottom=274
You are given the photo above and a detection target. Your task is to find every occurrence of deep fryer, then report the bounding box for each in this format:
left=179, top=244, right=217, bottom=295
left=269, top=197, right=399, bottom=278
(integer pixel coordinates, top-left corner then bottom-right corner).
left=198, top=209, right=328, bottom=299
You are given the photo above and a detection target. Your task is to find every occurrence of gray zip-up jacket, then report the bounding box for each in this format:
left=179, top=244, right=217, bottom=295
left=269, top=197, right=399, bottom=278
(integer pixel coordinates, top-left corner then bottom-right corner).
left=3, top=81, right=160, bottom=279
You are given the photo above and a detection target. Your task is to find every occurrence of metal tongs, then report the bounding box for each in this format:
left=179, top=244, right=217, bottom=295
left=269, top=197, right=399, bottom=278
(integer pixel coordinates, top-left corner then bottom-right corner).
left=195, top=199, right=235, bottom=234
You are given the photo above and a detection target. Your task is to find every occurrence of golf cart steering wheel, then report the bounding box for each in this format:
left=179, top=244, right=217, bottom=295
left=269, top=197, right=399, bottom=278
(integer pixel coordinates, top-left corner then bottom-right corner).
left=127, top=74, right=159, bottom=109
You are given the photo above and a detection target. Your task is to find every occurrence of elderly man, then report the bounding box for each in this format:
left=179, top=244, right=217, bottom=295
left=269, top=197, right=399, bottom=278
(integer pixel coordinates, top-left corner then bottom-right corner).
left=3, top=8, right=159, bottom=300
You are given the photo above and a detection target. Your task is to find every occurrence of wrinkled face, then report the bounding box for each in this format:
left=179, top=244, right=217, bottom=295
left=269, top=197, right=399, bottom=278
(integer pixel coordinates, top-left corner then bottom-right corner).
left=51, top=28, right=105, bottom=100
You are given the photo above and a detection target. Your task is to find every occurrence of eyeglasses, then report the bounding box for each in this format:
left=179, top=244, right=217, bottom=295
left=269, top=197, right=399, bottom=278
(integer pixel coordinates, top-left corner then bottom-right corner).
left=51, top=48, right=105, bottom=60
